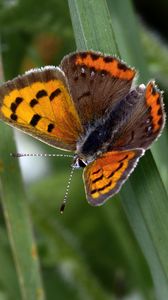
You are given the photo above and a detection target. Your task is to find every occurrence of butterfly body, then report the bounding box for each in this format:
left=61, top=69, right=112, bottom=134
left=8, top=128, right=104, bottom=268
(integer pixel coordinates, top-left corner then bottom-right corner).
left=75, top=84, right=145, bottom=165
left=0, top=51, right=165, bottom=206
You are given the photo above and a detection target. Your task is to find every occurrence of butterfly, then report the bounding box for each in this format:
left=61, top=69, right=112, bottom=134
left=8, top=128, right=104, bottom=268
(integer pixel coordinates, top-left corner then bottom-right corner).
left=0, top=51, right=165, bottom=206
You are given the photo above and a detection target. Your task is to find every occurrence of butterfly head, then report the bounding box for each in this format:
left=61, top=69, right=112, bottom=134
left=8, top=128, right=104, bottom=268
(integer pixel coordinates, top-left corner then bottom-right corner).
left=73, top=149, right=99, bottom=169
left=72, top=155, right=87, bottom=169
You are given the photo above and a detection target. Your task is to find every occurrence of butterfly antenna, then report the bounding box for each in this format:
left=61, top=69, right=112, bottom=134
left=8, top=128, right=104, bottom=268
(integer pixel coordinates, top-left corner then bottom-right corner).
left=60, top=165, right=75, bottom=214
left=10, top=153, right=73, bottom=158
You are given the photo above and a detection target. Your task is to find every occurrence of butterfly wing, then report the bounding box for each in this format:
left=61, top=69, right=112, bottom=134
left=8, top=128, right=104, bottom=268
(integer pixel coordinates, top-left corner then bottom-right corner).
left=0, top=67, right=83, bottom=151
left=113, top=81, right=165, bottom=150
left=60, top=51, right=136, bottom=125
left=84, top=149, right=144, bottom=206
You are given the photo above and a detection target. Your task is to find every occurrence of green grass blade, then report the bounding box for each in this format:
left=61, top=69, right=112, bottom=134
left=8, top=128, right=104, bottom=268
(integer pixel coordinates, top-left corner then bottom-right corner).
left=0, top=59, right=45, bottom=299
left=0, top=228, right=21, bottom=299
left=107, top=0, right=148, bottom=80
left=68, top=0, right=168, bottom=299
left=0, top=125, right=46, bottom=300
left=68, top=0, right=117, bottom=53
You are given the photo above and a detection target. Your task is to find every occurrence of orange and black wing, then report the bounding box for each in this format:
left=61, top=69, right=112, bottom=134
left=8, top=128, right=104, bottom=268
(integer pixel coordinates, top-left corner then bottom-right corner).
left=113, top=81, right=165, bottom=150
left=84, top=149, right=144, bottom=206
left=61, top=51, right=136, bottom=125
left=0, top=67, right=82, bottom=151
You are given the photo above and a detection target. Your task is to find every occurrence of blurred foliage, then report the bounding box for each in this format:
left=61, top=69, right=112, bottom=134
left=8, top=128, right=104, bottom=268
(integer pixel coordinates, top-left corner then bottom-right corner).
left=0, top=0, right=167, bottom=299
left=133, top=0, right=168, bottom=39
left=0, top=0, right=75, bottom=78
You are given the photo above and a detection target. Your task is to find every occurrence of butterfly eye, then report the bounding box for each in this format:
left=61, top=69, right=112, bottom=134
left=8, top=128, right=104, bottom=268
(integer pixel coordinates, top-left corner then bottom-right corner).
left=73, top=156, right=87, bottom=169
left=78, top=159, right=87, bottom=168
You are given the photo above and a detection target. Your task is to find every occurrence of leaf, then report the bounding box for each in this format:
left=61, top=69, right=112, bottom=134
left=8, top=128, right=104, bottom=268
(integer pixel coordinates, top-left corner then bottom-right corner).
left=0, top=59, right=46, bottom=299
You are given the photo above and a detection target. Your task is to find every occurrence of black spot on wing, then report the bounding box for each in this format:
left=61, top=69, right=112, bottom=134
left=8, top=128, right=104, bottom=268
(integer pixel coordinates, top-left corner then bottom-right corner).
left=91, top=180, right=112, bottom=194
left=92, top=174, right=103, bottom=184
left=106, top=162, right=124, bottom=179
left=36, top=90, right=47, bottom=99
left=47, top=123, right=55, bottom=132
left=157, top=96, right=161, bottom=105
left=10, top=103, right=17, bottom=113
left=118, top=155, right=128, bottom=163
left=158, top=117, right=163, bottom=126
left=30, top=99, right=38, bottom=107
left=30, top=114, right=41, bottom=126
left=79, top=52, right=87, bottom=59
left=15, top=97, right=23, bottom=105
left=49, top=88, right=61, bottom=101
left=10, top=113, right=17, bottom=121
left=103, top=56, right=114, bottom=63
left=92, top=168, right=101, bottom=175
left=117, top=62, right=128, bottom=71
left=90, top=53, right=99, bottom=60
left=10, top=97, right=23, bottom=112
left=157, top=107, right=162, bottom=115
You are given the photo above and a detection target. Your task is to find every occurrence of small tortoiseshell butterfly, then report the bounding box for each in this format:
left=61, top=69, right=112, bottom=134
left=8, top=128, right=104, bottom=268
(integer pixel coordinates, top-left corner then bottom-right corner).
left=0, top=51, right=165, bottom=206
